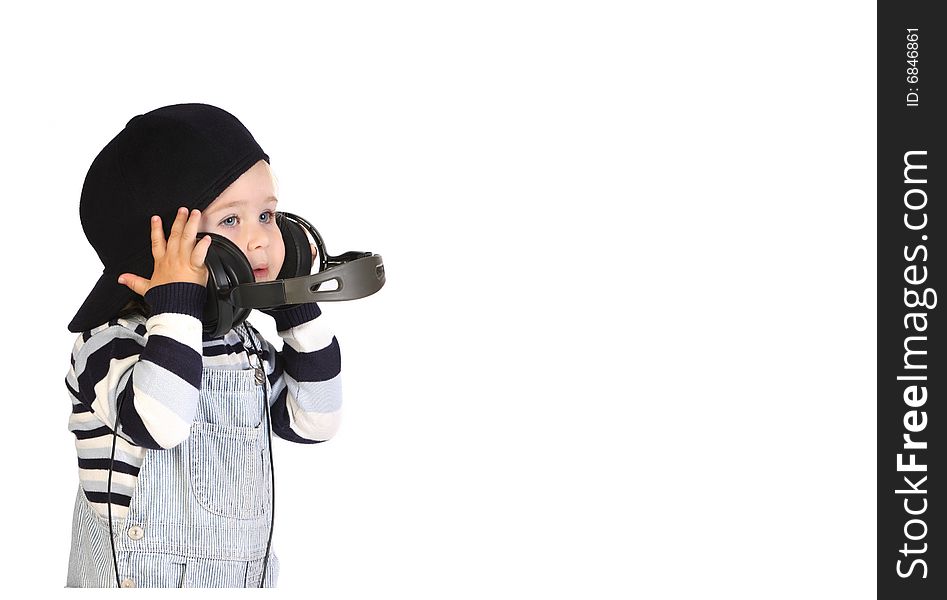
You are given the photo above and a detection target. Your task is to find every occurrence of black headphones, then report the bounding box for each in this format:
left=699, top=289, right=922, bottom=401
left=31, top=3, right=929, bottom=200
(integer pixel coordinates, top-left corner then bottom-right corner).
left=197, top=211, right=385, bottom=337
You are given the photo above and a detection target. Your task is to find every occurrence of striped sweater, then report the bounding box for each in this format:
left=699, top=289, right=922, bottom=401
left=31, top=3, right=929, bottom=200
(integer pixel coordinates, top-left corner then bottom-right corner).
left=65, top=282, right=342, bottom=519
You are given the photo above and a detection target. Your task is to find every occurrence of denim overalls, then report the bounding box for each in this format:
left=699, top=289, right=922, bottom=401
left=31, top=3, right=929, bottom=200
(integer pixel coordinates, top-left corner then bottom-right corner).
left=67, top=333, right=279, bottom=588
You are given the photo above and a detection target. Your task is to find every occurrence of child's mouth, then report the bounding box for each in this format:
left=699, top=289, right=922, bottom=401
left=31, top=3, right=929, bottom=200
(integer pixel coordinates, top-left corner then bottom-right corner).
left=253, top=268, right=269, bottom=280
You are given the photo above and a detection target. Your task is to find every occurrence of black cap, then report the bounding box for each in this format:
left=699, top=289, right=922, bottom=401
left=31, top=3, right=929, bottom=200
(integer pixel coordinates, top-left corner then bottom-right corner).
left=68, top=103, right=269, bottom=333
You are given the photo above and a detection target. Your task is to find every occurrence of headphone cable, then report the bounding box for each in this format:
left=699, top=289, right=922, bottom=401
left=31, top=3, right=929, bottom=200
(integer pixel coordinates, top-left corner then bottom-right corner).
left=243, top=322, right=276, bottom=588
left=107, top=393, right=127, bottom=587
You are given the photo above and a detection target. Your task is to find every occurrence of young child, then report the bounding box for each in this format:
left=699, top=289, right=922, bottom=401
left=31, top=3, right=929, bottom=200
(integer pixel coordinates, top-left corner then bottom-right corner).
left=64, top=103, right=342, bottom=588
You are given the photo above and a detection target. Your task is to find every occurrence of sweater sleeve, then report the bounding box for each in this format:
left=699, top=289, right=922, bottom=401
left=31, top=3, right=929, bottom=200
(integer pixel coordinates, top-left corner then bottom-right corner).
left=69, top=283, right=207, bottom=450
left=256, top=303, right=343, bottom=444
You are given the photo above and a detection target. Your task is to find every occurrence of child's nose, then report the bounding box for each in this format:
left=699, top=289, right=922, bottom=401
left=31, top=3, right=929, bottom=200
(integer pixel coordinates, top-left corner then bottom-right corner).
left=246, top=226, right=270, bottom=250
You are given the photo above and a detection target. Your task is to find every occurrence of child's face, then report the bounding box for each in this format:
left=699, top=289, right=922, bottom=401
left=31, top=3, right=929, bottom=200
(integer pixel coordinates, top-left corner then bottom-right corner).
left=199, top=159, right=285, bottom=282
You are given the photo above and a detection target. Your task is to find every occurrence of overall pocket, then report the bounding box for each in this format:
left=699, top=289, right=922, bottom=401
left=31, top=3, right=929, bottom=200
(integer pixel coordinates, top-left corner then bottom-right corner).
left=189, top=421, right=268, bottom=519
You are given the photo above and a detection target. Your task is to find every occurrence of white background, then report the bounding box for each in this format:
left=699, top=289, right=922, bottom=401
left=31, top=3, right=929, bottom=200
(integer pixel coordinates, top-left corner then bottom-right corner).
left=0, top=1, right=874, bottom=597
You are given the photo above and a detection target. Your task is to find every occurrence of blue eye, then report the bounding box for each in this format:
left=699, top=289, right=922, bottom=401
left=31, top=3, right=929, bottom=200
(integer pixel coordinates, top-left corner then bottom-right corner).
left=218, top=210, right=276, bottom=228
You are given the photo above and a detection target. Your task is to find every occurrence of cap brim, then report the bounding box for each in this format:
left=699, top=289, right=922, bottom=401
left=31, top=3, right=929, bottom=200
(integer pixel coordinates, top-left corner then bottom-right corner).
left=68, top=261, right=146, bottom=333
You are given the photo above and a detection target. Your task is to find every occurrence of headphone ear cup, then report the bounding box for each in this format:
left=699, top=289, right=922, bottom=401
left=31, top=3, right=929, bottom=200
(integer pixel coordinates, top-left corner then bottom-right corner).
left=199, top=232, right=254, bottom=336
left=276, top=215, right=313, bottom=279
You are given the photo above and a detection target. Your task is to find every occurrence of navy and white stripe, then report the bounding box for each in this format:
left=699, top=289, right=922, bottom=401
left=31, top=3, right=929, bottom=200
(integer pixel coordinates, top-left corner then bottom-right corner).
left=66, top=282, right=342, bottom=519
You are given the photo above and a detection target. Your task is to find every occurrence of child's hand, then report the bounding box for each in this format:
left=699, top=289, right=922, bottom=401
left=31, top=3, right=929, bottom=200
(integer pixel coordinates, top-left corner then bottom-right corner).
left=311, top=243, right=318, bottom=267
left=117, top=207, right=212, bottom=296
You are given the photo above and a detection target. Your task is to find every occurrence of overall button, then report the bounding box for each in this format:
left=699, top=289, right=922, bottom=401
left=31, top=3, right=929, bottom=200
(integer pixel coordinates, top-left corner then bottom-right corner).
left=120, top=578, right=136, bottom=588
left=127, top=525, right=144, bottom=540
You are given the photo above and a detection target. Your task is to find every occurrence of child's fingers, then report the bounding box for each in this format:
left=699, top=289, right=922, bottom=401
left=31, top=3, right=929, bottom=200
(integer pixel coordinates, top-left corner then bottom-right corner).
left=117, top=273, right=149, bottom=297
left=165, top=206, right=189, bottom=252
left=150, top=215, right=166, bottom=260
left=188, top=235, right=211, bottom=286
left=181, top=208, right=202, bottom=252
left=192, top=234, right=212, bottom=269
